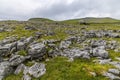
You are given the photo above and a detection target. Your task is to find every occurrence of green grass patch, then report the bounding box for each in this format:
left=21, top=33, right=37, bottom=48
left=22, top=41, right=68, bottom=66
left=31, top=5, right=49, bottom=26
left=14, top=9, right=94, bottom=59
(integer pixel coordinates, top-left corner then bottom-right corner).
left=38, top=57, right=112, bottom=80
left=18, top=50, right=27, bottom=56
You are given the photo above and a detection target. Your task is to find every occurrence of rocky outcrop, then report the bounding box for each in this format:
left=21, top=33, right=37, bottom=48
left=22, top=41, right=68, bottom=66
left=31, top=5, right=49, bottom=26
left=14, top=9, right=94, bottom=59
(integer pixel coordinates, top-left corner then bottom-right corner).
left=0, top=27, right=119, bottom=80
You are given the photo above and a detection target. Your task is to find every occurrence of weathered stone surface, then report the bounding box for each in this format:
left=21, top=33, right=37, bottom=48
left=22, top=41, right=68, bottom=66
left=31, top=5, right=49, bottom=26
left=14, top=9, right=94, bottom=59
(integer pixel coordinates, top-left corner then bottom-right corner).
left=9, top=55, right=26, bottom=66
left=23, top=74, right=31, bottom=80
left=59, top=41, right=71, bottom=49
left=0, top=42, right=17, bottom=56
left=17, top=41, right=26, bottom=50
left=0, top=37, right=17, bottom=45
left=90, top=40, right=106, bottom=48
left=0, top=62, right=13, bottom=80
left=92, top=46, right=109, bottom=59
left=103, top=72, right=120, bottom=80
left=109, top=61, right=120, bottom=69
left=28, top=43, right=46, bottom=59
left=108, top=69, right=120, bottom=75
left=24, top=26, right=36, bottom=30
left=14, top=64, right=26, bottom=74
left=93, top=59, right=111, bottom=64
left=84, top=30, right=97, bottom=38
left=63, top=48, right=90, bottom=59
left=28, top=63, right=46, bottom=78
left=25, top=37, right=34, bottom=44
left=110, top=33, right=120, bottom=38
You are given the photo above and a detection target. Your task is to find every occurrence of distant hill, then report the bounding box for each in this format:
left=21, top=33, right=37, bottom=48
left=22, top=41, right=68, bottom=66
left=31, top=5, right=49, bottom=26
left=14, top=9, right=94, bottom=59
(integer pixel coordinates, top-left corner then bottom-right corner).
left=27, top=17, right=120, bottom=24
left=28, top=18, right=53, bottom=22
left=61, top=17, right=120, bottom=24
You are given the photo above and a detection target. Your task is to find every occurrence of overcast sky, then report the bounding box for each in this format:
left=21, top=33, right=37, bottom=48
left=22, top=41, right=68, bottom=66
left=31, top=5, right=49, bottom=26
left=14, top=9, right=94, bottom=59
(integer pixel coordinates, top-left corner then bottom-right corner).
left=0, top=0, right=120, bottom=20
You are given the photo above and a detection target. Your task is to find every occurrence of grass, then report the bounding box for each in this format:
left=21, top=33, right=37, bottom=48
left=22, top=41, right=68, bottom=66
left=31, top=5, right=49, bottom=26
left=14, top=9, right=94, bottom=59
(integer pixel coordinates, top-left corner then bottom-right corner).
left=4, top=57, right=113, bottom=80
left=4, top=72, right=23, bottom=80
left=108, top=50, right=120, bottom=61
left=0, top=26, right=37, bottom=40
left=18, top=50, right=27, bottom=56
left=39, top=57, right=112, bottom=80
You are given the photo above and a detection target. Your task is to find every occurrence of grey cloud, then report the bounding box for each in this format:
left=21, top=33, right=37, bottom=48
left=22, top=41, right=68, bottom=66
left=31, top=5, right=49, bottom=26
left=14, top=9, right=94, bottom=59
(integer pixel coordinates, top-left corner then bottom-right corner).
left=0, top=0, right=120, bottom=20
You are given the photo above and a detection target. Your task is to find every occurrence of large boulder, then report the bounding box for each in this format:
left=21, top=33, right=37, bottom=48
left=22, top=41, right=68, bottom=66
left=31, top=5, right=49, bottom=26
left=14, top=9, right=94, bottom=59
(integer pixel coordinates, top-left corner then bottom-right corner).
left=0, top=62, right=13, bottom=80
